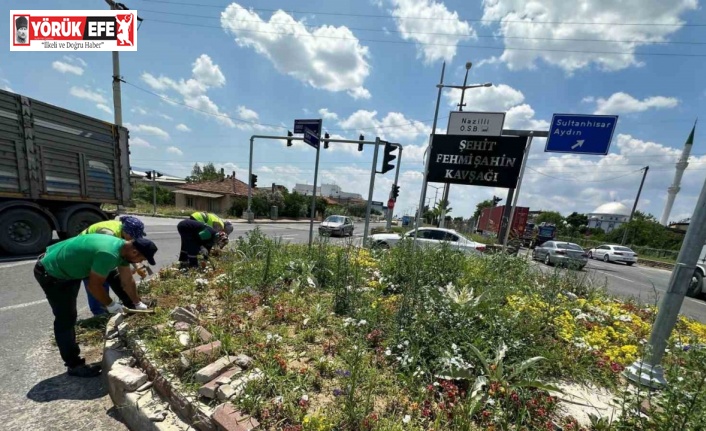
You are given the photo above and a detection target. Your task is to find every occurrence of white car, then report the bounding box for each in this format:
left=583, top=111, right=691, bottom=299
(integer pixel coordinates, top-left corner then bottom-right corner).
left=369, top=227, right=486, bottom=255
left=588, top=244, right=638, bottom=266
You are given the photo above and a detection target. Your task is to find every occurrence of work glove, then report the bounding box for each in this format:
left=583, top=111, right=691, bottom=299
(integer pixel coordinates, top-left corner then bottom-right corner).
left=199, top=246, right=210, bottom=259
left=134, top=301, right=149, bottom=310
left=106, top=301, right=125, bottom=314
left=216, top=231, right=229, bottom=249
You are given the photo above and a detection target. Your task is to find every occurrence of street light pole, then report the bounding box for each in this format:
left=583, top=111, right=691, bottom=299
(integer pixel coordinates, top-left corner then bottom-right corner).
left=440, top=62, right=473, bottom=229
left=414, top=62, right=446, bottom=247
left=622, top=166, right=650, bottom=246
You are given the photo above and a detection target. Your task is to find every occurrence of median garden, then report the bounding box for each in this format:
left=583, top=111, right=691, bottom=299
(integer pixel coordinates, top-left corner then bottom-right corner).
left=128, top=228, right=706, bottom=430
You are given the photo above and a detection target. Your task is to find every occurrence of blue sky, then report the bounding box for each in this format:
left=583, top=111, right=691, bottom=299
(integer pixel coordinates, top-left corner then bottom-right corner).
left=3, top=0, right=705, bottom=222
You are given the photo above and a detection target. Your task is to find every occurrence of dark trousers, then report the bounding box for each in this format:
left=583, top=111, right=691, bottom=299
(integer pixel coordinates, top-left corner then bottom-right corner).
left=83, top=269, right=135, bottom=314
left=34, top=261, right=84, bottom=368
left=178, top=220, right=202, bottom=268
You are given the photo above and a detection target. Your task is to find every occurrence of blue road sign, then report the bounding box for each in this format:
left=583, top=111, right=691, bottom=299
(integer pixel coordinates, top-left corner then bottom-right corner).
left=303, top=127, right=320, bottom=149
left=294, top=119, right=322, bottom=135
left=545, top=114, right=618, bottom=155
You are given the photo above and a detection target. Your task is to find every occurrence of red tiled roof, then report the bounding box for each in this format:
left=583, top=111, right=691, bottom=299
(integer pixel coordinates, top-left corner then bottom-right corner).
left=177, top=177, right=249, bottom=197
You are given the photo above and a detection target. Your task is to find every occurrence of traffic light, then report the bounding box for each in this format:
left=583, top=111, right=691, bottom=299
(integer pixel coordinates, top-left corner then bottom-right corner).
left=287, top=130, right=293, bottom=147
left=358, top=134, right=364, bottom=151
left=323, top=132, right=330, bottom=149
left=492, top=195, right=502, bottom=206
left=250, top=173, right=258, bottom=188
left=145, top=171, right=152, bottom=180
left=381, top=141, right=397, bottom=174
left=145, top=170, right=162, bottom=180
left=391, top=184, right=400, bottom=199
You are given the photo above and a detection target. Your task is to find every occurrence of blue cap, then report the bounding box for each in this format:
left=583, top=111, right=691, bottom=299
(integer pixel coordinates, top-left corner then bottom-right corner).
left=133, top=238, right=157, bottom=265
left=119, top=215, right=146, bottom=239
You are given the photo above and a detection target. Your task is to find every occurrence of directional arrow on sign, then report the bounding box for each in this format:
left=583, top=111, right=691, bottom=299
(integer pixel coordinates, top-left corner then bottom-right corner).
left=571, top=139, right=585, bottom=150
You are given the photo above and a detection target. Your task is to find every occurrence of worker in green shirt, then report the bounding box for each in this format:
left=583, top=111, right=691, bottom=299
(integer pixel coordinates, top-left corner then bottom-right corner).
left=79, top=216, right=148, bottom=316
left=189, top=211, right=233, bottom=235
left=34, top=235, right=158, bottom=377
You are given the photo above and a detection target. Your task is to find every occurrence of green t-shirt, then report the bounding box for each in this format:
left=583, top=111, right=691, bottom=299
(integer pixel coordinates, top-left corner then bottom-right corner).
left=41, top=234, right=129, bottom=280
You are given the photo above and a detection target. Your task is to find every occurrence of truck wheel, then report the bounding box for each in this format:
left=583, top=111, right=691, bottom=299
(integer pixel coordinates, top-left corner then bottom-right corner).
left=0, top=208, right=52, bottom=255
left=66, top=210, right=105, bottom=238
left=687, top=271, right=703, bottom=298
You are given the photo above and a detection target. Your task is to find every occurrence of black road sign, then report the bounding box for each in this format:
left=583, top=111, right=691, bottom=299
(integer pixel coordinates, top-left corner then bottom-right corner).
left=427, top=134, right=527, bottom=189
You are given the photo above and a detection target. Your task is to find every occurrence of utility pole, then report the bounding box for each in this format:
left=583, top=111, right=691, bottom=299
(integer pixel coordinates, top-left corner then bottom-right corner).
left=625, top=169, right=706, bottom=388
left=622, top=166, right=649, bottom=245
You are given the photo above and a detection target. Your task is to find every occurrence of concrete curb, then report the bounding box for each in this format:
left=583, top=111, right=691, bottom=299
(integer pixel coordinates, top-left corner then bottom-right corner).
left=103, top=314, right=196, bottom=431
left=637, top=258, right=675, bottom=271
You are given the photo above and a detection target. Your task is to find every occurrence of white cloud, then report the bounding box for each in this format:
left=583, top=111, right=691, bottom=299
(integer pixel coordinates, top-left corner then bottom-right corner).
left=52, top=61, right=84, bottom=76
left=166, top=146, right=184, bottom=156
left=480, top=0, right=698, bottom=73
left=96, top=104, right=113, bottom=114
left=237, top=106, right=259, bottom=121
left=63, top=55, right=87, bottom=67
left=389, top=0, right=475, bottom=64
left=132, top=107, right=148, bottom=115
left=220, top=3, right=371, bottom=99
left=125, top=123, right=170, bottom=140
left=158, top=113, right=174, bottom=121
left=593, top=92, right=679, bottom=115
left=141, top=54, right=235, bottom=127
left=69, top=86, right=107, bottom=104
left=131, top=137, right=154, bottom=149
left=444, top=84, right=525, bottom=111
left=176, top=123, right=192, bottom=132
left=319, top=108, right=339, bottom=121
left=3, top=86, right=13, bottom=92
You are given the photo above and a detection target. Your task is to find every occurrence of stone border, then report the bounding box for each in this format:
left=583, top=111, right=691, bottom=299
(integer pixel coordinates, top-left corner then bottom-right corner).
left=103, top=310, right=261, bottom=431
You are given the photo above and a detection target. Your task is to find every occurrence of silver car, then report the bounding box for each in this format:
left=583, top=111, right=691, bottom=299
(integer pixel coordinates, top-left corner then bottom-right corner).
left=532, top=241, right=588, bottom=270
left=587, top=244, right=638, bottom=266
left=369, top=227, right=486, bottom=255
left=319, top=215, right=354, bottom=237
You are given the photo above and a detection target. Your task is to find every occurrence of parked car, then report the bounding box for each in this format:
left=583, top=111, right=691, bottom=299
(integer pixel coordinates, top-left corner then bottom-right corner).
left=369, top=227, right=486, bottom=255
left=532, top=241, right=588, bottom=270
left=587, top=244, right=638, bottom=266
left=319, top=215, right=354, bottom=237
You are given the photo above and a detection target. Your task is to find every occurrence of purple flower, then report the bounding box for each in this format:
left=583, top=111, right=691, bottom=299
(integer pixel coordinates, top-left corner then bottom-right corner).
left=335, top=369, right=351, bottom=377
left=333, top=388, right=345, bottom=397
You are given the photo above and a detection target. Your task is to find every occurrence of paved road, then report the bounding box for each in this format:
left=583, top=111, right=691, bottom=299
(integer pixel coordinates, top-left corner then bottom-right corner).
left=0, top=217, right=376, bottom=431
left=523, top=248, right=706, bottom=323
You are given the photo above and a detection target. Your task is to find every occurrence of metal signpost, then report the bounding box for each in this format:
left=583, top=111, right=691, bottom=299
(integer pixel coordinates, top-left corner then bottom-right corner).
left=363, top=138, right=381, bottom=247
left=545, top=114, right=619, bottom=155
left=294, top=119, right=323, bottom=245
left=439, top=112, right=505, bottom=228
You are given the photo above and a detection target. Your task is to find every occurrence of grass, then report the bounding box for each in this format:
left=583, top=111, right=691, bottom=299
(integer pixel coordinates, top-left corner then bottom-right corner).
left=128, top=228, right=706, bottom=430
left=103, top=203, right=232, bottom=219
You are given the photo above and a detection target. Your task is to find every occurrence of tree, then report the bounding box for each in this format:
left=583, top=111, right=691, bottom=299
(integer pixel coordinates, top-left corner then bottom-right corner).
left=565, top=212, right=588, bottom=228
left=132, top=182, right=175, bottom=205
left=432, top=199, right=452, bottom=226
left=535, top=211, right=564, bottom=226
left=473, top=199, right=495, bottom=219
left=186, top=162, right=224, bottom=183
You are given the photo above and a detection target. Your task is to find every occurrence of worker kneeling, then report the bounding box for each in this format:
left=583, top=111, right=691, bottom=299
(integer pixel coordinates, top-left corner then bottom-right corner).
left=34, top=235, right=158, bottom=378
left=177, top=219, right=229, bottom=268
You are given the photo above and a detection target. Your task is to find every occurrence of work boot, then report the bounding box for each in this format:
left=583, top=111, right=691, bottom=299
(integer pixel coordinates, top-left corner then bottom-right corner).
left=67, top=363, right=102, bottom=378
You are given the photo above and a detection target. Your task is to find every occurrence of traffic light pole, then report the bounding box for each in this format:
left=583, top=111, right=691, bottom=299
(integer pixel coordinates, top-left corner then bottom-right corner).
left=363, top=138, right=381, bottom=247
left=386, top=144, right=403, bottom=230
left=308, top=141, right=321, bottom=247
left=502, top=134, right=534, bottom=251
left=151, top=170, right=157, bottom=216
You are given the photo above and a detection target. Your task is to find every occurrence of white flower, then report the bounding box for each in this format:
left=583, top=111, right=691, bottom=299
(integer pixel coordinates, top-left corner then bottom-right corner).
left=357, top=319, right=367, bottom=326
left=403, top=415, right=411, bottom=423
left=616, top=314, right=632, bottom=322
left=274, top=396, right=283, bottom=405
left=385, top=349, right=392, bottom=356
left=194, top=278, right=209, bottom=287
left=301, top=394, right=309, bottom=402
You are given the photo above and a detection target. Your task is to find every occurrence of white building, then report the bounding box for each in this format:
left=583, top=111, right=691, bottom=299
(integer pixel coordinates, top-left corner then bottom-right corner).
left=293, top=183, right=363, bottom=200
left=587, top=202, right=630, bottom=233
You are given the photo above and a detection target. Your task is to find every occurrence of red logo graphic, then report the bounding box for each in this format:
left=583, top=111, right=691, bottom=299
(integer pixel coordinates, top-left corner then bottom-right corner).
left=115, top=13, right=134, bottom=46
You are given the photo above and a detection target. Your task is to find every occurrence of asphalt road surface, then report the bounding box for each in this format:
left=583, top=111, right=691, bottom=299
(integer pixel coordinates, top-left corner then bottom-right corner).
left=0, top=216, right=376, bottom=431
left=523, top=248, right=706, bottom=322
left=0, top=218, right=701, bottom=430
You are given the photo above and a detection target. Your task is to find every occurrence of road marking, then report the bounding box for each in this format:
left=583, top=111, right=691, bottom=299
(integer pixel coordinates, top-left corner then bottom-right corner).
left=0, top=298, right=47, bottom=312
left=0, top=260, right=35, bottom=269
